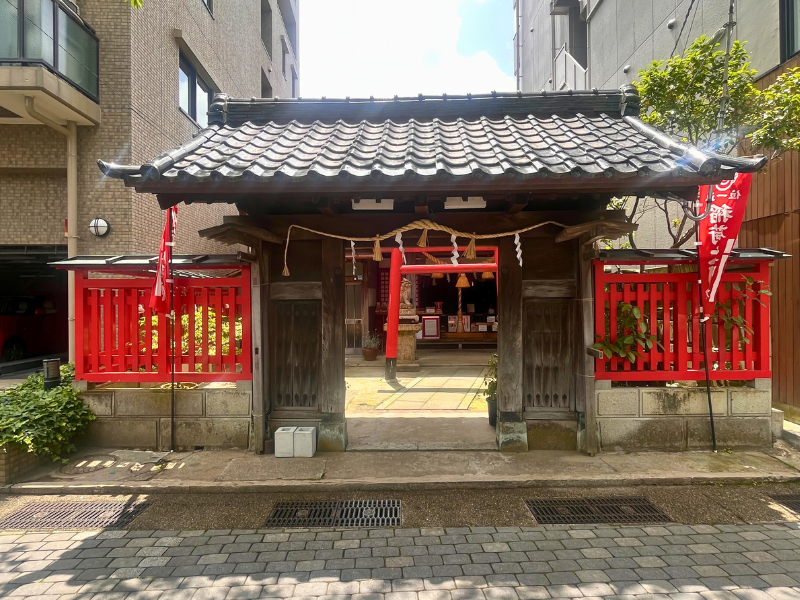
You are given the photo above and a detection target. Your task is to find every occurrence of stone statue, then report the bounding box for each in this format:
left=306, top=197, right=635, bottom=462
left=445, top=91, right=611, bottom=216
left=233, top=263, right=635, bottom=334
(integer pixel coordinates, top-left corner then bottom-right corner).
left=400, top=277, right=413, bottom=308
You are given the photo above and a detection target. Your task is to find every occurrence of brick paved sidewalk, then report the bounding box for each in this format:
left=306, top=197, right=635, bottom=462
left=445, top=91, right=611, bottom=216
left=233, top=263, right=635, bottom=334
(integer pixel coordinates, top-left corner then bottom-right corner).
left=2, top=523, right=800, bottom=599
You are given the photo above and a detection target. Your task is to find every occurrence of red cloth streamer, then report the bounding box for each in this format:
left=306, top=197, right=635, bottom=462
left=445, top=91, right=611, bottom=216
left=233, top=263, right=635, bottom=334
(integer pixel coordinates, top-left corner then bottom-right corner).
left=149, top=206, right=178, bottom=315
left=698, top=172, right=753, bottom=317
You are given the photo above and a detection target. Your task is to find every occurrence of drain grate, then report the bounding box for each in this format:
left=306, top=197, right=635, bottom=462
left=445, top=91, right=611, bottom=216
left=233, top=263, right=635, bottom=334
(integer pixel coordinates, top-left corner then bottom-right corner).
left=0, top=500, right=150, bottom=530
left=768, top=494, right=800, bottom=513
left=525, top=496, right=672, bottom=525
left=264, top=500, right=402, bottom=528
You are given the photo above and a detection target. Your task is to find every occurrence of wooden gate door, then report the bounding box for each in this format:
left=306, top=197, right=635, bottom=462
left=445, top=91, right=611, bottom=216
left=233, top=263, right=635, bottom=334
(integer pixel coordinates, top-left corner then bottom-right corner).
left=523, top=299, right=575, bottom=414
left=270, top=300, right=321, bottom=409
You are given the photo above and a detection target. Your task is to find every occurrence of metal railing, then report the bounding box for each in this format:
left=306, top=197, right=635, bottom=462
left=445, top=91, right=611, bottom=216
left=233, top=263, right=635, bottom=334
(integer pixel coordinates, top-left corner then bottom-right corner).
left=0, top=0, right=99, bottom=100
left=553, top=44, right=588, bottom=91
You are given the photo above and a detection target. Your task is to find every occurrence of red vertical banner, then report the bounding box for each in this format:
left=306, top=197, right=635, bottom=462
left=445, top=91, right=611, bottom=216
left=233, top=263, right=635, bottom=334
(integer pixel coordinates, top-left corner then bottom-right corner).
left=149, top=206, right=178, bottom=315
left=698, top=172, right=753, bottom=317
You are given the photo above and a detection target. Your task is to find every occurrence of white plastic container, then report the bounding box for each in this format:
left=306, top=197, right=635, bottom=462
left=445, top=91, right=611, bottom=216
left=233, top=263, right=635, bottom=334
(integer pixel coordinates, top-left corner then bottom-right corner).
left=274, top=427, right=297, bottom=457
left=293, top=427, right=317, bottom=457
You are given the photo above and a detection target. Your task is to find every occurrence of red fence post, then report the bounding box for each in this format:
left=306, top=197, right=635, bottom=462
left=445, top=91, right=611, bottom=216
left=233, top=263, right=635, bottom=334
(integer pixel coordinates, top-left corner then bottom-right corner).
left=385, top=248, right=402, bottom=382
left=592, top=262, right=772, bottom=381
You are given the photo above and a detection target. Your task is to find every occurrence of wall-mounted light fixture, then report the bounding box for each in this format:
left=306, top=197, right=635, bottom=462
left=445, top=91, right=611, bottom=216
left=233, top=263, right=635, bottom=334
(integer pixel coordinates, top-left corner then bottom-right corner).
left=88, top=217, right=110, bottom=237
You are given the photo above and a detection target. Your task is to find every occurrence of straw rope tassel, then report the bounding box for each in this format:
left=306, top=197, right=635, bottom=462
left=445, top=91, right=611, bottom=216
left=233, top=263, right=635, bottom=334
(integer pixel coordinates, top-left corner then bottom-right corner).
left=417, top=228, right=428, bottom=248
left=464, top=236, right=476, bottom=259
left=373, top=238, right=383, bottom=261
left=282, top=227, right=291, bottom=276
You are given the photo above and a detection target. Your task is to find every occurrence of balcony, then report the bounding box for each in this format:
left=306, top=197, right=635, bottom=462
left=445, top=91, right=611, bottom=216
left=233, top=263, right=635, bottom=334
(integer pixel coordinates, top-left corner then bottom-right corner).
left=553, top=44, right=588, bottom=91
left=0, top=0, right=99, bottom=101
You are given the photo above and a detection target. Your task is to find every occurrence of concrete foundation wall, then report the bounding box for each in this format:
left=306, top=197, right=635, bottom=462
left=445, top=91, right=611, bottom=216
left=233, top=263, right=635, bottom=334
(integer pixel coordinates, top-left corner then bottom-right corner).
left=80, top=386, right=252, bottom=451
left=595, top=385, right=772, bottom=451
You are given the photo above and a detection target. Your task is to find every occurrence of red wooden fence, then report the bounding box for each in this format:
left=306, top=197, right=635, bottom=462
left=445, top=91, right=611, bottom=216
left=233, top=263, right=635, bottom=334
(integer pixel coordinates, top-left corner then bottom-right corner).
left=594, top=261, right=771, bottom=381
left=75, top=268, right=251, bottom=382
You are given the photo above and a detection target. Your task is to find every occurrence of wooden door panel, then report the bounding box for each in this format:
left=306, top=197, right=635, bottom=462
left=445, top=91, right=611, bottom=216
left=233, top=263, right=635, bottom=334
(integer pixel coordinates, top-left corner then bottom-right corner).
left=292, top=301, right=321, bottom=408
left=270, top=300, right=321, bottom=410
left=271, top=301, right=294, bottom=408
left=523, top=299, right=574, bottom=411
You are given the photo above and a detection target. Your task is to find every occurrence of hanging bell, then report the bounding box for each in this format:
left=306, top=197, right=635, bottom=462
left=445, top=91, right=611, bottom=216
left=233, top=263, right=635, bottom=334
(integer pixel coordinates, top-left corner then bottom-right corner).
left=456, top=273, right=470, bottom=288
left=482, top=271, right=494, bottom=280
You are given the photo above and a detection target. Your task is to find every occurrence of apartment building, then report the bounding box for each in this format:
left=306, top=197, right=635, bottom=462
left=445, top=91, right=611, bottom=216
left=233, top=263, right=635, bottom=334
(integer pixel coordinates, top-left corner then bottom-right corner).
left=0, top=0, right=299, bottom=361
left=514, top=0, right=800, bottom=415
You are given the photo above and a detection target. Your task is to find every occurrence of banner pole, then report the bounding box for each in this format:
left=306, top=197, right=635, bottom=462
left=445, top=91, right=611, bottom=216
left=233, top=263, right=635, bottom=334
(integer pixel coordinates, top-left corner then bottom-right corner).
left=696, top=188, right=717, bottom=452
left=169, top=209, right=176, bottom=453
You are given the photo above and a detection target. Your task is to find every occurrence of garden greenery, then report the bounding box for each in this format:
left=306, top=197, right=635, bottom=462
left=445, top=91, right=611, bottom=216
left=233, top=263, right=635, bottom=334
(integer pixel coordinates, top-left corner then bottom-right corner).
left=0, top=363, right=95, bottom=462
left=483, top=353, right=498, bottom=404
left=593, top=302, right=658, bottom=364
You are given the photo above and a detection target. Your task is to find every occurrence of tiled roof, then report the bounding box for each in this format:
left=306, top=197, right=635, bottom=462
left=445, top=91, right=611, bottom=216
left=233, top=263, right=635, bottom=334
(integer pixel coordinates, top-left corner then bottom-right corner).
left=98, top=87, right=766, bottom=190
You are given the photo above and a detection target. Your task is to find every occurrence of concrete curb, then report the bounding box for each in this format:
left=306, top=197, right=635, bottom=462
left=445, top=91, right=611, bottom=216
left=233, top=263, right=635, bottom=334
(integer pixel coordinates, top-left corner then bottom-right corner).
left=3, top=472, right=800, bottom=495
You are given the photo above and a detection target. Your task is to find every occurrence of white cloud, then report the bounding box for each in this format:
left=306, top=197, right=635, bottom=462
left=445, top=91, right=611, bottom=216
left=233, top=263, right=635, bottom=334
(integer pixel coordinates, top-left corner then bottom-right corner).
left=297, top=0, right=515, bottom=98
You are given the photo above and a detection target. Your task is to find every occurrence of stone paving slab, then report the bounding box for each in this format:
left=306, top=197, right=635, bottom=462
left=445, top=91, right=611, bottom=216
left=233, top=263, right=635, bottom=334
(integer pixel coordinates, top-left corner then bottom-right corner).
left=2, top=523, right=800, bottom=599
left=6, top=449, right=799, bottom=495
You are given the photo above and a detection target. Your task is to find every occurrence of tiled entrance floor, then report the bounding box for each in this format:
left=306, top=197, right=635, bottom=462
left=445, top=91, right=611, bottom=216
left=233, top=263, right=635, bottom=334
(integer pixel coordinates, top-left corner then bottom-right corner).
left=345, top=352, right=495, bottom=450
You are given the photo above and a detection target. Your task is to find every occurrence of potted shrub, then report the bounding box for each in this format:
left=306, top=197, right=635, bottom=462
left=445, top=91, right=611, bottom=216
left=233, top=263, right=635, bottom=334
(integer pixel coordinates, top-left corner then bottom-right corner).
left=483, top=353, right=498, bottom=426
left=361, top=331, right=381, bottom=361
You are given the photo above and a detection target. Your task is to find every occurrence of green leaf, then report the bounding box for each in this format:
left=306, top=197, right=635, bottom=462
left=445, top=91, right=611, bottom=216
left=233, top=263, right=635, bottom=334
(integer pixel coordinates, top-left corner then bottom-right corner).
left=632, top=307, right=641, bottom=319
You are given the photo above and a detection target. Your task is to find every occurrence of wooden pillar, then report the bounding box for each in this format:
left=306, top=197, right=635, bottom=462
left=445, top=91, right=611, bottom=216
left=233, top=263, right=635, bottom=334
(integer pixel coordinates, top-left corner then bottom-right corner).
left=577, top=237, right=599, bottom=455
left=497, top=237, right=528, bottom=451
left=251, top=242, right=270, bottom=453
left=319, top=238, right=347, bottom=451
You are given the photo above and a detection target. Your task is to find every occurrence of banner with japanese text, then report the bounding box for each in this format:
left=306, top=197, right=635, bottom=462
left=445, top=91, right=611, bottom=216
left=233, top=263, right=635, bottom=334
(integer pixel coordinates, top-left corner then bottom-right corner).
left=698, top=172, right=753, bottom=317
left=150, top=206, right=178, bottom=315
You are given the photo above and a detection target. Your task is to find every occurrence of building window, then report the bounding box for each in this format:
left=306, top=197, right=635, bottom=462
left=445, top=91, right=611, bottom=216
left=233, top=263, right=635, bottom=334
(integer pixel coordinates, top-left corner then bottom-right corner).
left=201, top=0, right=213, bottom=15
left=179, top=54, right=213, bottom=127
left=782, top=0, right=800, bottom=59
left=261, top=0, right=272, bottom=58
left=261, top=69, right=273, bottom=98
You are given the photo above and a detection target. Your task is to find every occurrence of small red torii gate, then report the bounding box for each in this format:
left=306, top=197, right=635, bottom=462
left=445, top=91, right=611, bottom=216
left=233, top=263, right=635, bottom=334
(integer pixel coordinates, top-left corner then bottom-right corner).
left=383, top=246, right=499, bottom=381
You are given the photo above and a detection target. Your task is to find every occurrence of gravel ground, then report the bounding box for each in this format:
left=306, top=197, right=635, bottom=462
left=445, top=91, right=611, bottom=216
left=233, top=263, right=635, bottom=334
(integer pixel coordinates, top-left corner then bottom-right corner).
left=2, top=482, right=799, bottom=531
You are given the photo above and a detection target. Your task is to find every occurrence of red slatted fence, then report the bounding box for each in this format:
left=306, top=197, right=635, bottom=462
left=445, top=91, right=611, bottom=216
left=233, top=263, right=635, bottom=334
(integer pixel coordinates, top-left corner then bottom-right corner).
left=75, top=268, right=251, bottom=382
left=594, top=261, right=770, bottom=381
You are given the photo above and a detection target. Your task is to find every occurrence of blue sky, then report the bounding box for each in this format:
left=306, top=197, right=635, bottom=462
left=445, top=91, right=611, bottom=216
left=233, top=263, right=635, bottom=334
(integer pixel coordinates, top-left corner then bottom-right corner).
left=456, top=0, right=514, bottom=77
left=298, top=0, right=516, bottom=98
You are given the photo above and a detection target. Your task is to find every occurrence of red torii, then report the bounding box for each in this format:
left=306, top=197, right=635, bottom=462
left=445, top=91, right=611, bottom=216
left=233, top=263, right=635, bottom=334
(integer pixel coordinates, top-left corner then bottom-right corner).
left=383, top=246, right=499, bottom=381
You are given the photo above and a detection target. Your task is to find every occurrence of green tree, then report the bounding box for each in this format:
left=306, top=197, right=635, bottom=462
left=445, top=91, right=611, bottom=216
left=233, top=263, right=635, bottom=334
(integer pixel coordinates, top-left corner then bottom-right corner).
left=637, top=35, right=758, bottom=152
left=749, top=67, right=800, bottom=156
left=612, top=35, right=800, bottom=248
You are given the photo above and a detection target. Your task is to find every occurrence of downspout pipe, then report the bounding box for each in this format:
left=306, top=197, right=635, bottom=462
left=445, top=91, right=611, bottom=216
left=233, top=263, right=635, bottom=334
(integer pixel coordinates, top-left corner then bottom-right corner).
left=25, top=96, right=78, bottom=364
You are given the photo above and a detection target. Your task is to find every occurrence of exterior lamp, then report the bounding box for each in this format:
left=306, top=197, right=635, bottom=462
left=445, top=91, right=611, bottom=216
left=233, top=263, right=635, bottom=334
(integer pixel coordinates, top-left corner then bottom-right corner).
left=88, top=217, right=110, bottom=237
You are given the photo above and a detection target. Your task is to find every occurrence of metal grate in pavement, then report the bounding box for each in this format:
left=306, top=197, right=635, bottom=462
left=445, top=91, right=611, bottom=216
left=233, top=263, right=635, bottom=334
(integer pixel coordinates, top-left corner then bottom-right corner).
left=264, top=499, right=402, bottom=528
left=768, top=494, right=800, bottom=513
left=0, top=500, right=151, bottom=530
left=336, top=500, right=402, bottom=528
left=525, top=496, right=672, bottom=525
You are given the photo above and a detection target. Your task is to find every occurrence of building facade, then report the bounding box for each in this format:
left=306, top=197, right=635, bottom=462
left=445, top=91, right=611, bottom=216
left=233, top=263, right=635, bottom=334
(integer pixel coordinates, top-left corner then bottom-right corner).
left=0, top=0, right=299, bottom=360
left=514, top=0, right=800, bottom=412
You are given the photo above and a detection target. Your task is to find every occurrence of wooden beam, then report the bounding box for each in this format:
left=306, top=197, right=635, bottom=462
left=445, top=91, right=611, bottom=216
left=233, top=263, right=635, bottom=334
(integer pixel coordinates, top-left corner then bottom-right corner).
left=199, top=222, right=284, bottom=245
left=508, top=194, right=529, bottom=214
left=269, top=281, right=322, bottom=300
left=320, top=238, right=346, bottom=416
left=555, top=219, right=637, bottom=244
left=497, top=237, right=523, bottom=414
left=414, top=195, right=429, bottom=215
